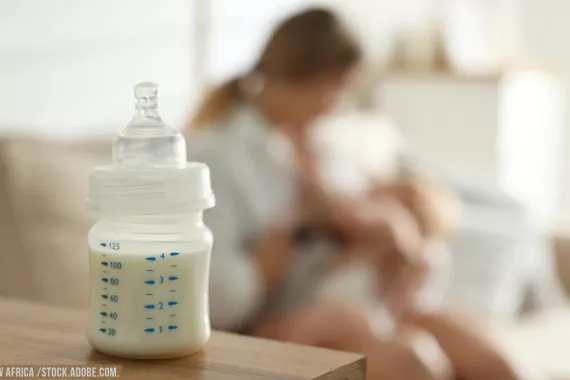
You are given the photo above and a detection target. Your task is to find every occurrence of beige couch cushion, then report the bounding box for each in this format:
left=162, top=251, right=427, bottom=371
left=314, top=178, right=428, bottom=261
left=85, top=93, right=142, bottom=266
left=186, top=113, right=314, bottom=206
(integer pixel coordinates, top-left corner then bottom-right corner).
left=0, top=137, right=109, bottom=308
left=0, top=140, right=37, bottom=301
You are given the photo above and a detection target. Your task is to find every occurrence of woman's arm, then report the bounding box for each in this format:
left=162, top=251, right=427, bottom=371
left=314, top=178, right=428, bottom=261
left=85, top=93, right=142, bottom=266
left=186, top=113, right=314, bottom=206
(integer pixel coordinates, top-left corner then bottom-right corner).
left=251, top=223, right=298, bottom=299
left=196, top=149, right=298, bottom=331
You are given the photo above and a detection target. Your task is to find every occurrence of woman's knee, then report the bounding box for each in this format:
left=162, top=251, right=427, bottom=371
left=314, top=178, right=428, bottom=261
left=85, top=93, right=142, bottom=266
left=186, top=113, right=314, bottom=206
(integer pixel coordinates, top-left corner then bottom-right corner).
left=303, top=303, right=375, bottom=350
left=253, top=303, right=375, bottom=350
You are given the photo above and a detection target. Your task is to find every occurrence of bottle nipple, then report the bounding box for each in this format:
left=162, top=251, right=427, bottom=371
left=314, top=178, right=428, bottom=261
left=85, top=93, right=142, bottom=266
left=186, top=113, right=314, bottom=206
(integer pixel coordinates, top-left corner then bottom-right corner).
left=134, top=81, right=161, bottom=120
left=112, top=82, right=187, bottom=169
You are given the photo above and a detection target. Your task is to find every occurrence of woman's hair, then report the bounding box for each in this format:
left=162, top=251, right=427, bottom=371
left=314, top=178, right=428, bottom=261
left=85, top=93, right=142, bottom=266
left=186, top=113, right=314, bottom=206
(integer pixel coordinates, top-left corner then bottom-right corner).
left=189, top=7, right=361, bottom=130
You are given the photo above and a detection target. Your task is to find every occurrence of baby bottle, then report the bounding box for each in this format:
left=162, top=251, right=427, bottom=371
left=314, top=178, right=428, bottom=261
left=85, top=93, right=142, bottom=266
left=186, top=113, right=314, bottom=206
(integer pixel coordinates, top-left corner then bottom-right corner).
left=86, top=82, right=215, bottom=359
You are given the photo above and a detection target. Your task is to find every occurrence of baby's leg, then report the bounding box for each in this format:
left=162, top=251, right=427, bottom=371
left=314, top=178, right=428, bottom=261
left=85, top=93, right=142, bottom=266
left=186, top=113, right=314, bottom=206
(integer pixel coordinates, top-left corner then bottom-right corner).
left=252, top=302, right=438, bottom=380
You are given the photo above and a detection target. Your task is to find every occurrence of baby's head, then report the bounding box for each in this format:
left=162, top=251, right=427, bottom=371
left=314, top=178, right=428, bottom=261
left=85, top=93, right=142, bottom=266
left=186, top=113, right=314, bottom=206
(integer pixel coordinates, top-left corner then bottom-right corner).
left=371, top=177, right=457, bottom=239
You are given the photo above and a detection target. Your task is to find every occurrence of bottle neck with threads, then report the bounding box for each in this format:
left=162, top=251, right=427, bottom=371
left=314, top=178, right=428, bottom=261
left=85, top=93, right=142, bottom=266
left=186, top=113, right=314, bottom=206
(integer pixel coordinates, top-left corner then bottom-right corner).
left=97, top=213, right=205, bottom=236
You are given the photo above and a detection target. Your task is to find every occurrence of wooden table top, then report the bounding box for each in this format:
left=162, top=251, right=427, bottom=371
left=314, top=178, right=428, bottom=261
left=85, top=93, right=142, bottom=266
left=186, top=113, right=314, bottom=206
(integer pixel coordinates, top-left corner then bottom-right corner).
left=0, top=298, right=365, bottom=380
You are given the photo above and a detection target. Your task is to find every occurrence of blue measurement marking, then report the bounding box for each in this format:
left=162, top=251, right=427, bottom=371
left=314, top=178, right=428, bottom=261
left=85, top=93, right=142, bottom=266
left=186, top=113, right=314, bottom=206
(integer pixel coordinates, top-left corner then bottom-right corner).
left=168, top=301, right=178, bottom=306
left=169, top=290, right=177, bottom=293
left=101, top=295, right=108, bottom=299
left=145, top=317, right=153, bottom=320
left=169, top=314, right=176, bottom=317
left=169, top=276, right=179, bottom=281
left=144, top=304, right=155, bottom=309
left=100, top=312, right=107, bottom=317
left=146, top=269, right=154, bottom=272
left=101, top=321, right=106, bottom=324
left=101, top=262, right=108, bottom=266
left=102, top=304, right=107, bottom=307
left=170, top=264, right=178, bottom=268
left=168, top=326, right=178, bottom=330
left=144, top=280, right=155, bottom=285
left=102, top=278, right=109, bottom=283
left=145, top=257, right=156, bottom=262
left=144, top=328, right=155, bottom=333
left=99, top=328, right=106, bottom=333
left=170, top=252, right=180, bottom=257
left=102, top=270, right=107, bottom=273
left=100, top=243, right=107, bottom=247
left=145, top=293, right=153, bottom=296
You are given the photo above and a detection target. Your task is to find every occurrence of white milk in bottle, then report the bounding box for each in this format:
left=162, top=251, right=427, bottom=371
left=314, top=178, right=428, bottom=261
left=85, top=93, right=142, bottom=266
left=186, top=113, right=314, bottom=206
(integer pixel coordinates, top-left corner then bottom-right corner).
left=86, top=82, right=215, bottom=359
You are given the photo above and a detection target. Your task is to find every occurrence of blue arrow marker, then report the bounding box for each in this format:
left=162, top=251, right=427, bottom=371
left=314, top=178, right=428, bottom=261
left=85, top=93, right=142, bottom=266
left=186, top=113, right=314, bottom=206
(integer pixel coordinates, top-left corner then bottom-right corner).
left=168, top=301, right=178, bottom=306
left=102, top=278, right=109, bottom=283
left=99, top=328, right=106, bottom=333
left=145, top=257, right=156, bottom=262
left=144, top=328, right=155, bottom=333
left=100, top=243, right=107, bottom=247
left=169, top=276, right=179, bottom=281
left=101, top=295, right=108, bottom=299
left=144, top=304, right=155, bottom=309
left=100, top=312, right=107, bottom=317
left=101, top=262, right=108, bottom=266
left=144, top=280, right=155, bottom=285
left=168, top=325, right=178, bottom=330
left=170, top=252, right=180, bottom=257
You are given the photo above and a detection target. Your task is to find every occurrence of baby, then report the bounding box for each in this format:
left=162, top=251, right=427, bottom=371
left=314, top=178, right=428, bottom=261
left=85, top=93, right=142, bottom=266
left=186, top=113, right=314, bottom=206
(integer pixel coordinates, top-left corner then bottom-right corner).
left=313, top=176, right=456, bottom=337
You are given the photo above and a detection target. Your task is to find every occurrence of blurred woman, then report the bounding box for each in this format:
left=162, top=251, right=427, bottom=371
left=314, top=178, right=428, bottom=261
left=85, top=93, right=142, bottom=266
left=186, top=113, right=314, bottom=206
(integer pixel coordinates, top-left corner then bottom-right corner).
left=186, top=8, right=521, bottom=380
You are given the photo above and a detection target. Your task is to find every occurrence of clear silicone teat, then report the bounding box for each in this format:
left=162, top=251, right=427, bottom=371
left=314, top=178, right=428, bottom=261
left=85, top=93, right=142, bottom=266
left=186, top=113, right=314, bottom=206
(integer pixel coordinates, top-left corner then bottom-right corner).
left=112, top=82, right=187, bottom=169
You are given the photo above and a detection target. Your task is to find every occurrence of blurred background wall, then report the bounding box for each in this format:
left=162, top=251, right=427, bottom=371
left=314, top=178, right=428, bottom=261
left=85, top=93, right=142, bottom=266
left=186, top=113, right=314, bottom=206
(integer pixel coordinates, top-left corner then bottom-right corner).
left=1, top=0, right=569, bottom=231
